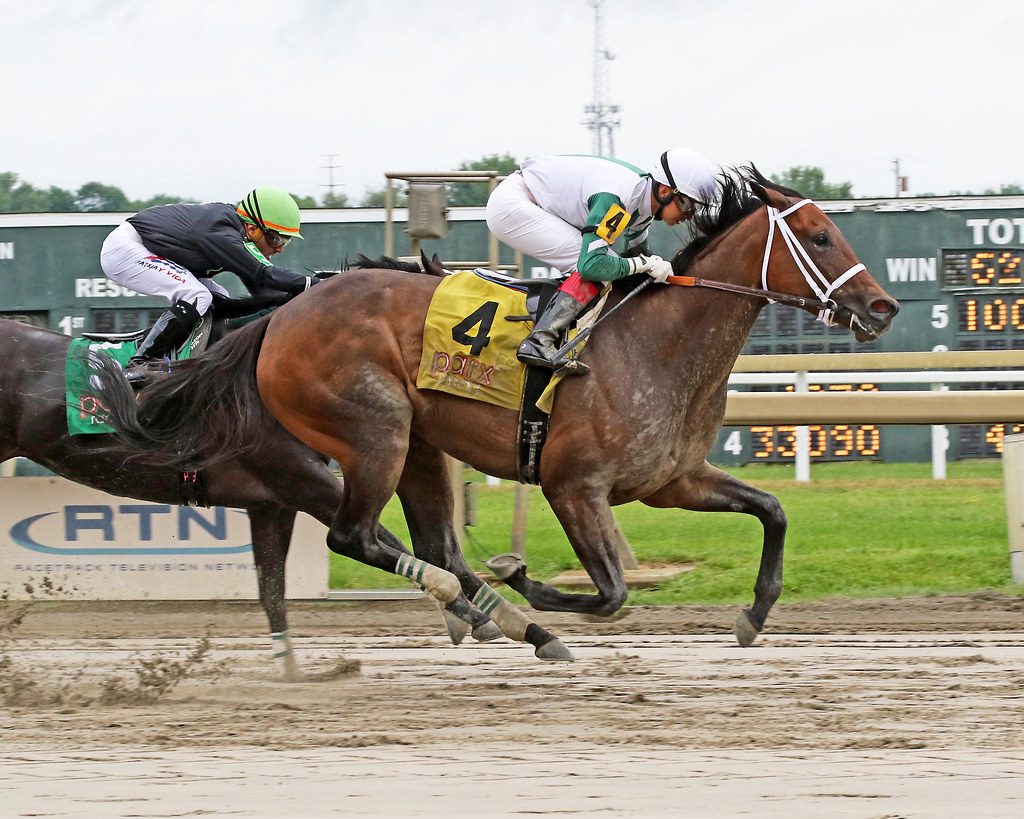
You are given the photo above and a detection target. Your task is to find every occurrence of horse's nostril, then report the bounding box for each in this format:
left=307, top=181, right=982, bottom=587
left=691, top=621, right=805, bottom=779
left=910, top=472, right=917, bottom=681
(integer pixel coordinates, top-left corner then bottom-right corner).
left=870, top=298, right=899, bottom=320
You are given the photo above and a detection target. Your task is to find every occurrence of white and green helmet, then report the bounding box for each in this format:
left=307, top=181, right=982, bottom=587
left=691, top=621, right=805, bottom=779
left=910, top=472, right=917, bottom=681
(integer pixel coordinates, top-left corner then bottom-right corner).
left=651, top=147, right=719, bottom=205
left=237, top=187, right=303, bottom=238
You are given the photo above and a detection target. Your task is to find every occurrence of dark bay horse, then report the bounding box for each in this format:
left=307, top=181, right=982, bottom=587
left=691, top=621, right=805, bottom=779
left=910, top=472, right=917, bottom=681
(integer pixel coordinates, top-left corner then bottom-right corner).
left=88, top=168, right=899, bottom=650
left=0, top=307, right=503, bottom=679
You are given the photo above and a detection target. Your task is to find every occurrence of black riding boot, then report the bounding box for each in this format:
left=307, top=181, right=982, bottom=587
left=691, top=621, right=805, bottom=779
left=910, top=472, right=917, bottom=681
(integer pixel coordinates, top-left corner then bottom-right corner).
left=516, top=291, right=590, bottom=375
left=125, top=299, right=202, bottom=387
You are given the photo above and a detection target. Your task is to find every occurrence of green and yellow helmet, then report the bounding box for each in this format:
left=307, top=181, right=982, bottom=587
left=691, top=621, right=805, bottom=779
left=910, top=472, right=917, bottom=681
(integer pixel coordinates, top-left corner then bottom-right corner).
left=236, top=187, right=303, bottom=239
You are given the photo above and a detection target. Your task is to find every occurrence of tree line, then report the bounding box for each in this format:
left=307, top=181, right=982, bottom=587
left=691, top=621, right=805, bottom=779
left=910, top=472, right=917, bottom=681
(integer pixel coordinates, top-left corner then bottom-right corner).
left=2, top=159, right=1021, bottom=213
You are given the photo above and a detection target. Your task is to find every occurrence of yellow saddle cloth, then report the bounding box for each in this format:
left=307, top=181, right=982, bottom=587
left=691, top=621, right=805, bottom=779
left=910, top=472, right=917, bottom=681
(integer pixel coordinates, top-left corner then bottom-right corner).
left=417, top=272, right=530, bottom=410
left=417, top=271, right=600, bottom=413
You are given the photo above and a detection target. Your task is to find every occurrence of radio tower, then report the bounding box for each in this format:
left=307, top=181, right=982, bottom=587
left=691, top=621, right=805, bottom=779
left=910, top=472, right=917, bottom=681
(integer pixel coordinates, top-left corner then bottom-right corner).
left=581, top=0, right=620, bottom=156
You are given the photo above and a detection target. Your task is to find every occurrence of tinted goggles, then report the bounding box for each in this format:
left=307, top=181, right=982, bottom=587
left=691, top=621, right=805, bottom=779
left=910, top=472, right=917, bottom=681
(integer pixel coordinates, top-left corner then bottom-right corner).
left=262, top=228, right=291, bottom=249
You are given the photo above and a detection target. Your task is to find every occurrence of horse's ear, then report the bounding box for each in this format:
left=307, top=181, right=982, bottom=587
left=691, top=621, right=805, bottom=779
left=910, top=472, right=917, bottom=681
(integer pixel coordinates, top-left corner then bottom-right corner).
left=747, top=164, right=771, bottom=204
left=418, top=250, right=446, bottom=278
left=749, top=164, right=771, bottom=185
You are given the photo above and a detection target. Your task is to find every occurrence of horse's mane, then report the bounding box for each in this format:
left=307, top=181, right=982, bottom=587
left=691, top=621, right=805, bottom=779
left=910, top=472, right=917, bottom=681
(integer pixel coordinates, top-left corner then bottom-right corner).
left=351, top=252, right=446, bottom=277
left=671, top=165, right=800, bottom=273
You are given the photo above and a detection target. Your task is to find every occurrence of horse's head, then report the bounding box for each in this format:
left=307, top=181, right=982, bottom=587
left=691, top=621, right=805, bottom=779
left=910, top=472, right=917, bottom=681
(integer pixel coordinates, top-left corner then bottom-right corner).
left=746, top=167, right=899, bottom=341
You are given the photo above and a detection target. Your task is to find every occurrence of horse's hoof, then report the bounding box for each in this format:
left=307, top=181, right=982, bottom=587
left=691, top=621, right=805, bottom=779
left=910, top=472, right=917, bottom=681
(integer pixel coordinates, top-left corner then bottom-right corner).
left=733, top=610, right=761, bottom=647
left=442, top=608, right=471, bottom=646
left=486, top=553, right=527, bottom=581
left=471, top=620, right=504, bottom=642
left=280, top=661, right=306, bottom=683
left=535, top=637, right=575, bottom=662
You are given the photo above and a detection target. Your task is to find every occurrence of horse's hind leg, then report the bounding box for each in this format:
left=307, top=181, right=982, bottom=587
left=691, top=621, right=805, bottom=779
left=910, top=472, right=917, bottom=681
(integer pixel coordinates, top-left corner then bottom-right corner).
left=265, top=375, right=467, bottom=610
left=248, top=504, right=303, bottom=681
left=371, top=524, right=488, bottom=646
left=327, top=478, right=462, bottom=606
left=641, top=462, right=787, bottom=647
left=397, top=437, right=573, bottom=661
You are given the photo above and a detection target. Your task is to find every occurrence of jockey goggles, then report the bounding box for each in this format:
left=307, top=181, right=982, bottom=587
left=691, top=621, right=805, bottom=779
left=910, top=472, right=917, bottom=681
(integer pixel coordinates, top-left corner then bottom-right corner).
left=261, top=228, right=291, bottom=249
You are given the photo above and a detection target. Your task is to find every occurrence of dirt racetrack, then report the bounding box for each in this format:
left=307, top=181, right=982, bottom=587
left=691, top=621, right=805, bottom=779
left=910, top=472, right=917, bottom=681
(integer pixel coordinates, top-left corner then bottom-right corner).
left=2, top=594, right=1023, bottom=817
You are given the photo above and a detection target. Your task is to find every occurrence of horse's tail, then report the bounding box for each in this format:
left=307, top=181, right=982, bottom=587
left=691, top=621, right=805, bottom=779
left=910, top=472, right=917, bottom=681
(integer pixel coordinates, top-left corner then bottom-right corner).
left=90, top=316, right=273, bottom=466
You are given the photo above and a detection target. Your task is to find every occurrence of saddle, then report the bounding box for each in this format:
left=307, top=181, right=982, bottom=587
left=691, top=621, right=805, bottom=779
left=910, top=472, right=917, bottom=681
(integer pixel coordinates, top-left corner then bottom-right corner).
left=470, top=269, right=561, bottom=321
left=80, top=328, right=148, bottom=343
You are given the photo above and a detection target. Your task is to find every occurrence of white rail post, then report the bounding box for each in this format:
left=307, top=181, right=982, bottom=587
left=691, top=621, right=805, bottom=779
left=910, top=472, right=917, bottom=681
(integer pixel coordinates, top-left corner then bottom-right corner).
left=794, top=370, right=810, bottom=482
left=931, top=383, right=949, bottom=480
left=510, top=482, right=529, bottom=557
left=1002, top=432, right=1024, bottom=584
left=447, top=456, right=465, bottom=548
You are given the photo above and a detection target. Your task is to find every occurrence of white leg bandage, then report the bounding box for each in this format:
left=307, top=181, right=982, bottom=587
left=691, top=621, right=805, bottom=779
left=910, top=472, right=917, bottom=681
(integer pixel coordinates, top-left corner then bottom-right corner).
left=472, top=584, right=530, bottom=641
left=395, top=554, right=461, bottom=602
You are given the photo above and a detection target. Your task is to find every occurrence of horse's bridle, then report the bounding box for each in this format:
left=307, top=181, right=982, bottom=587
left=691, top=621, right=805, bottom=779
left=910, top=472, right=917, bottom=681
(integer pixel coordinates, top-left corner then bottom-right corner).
left=667, top=197, right=867, bottom=330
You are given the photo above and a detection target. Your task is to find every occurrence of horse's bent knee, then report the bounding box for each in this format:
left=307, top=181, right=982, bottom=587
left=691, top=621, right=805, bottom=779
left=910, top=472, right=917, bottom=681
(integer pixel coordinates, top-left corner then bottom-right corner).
left=763, top=496, right=786, bottom=528
left=593, top=585, right=628, bottom=618
left=325, top=525, right=361, bottom=557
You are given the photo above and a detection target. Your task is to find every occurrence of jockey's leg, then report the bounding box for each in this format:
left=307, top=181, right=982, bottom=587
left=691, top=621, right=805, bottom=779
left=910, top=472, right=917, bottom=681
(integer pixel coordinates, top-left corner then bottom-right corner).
left=125, top=299, right=202, bottom=385
left=100, top=221, right=213, bottom=384
left=516, top=272, right=599, bottom=375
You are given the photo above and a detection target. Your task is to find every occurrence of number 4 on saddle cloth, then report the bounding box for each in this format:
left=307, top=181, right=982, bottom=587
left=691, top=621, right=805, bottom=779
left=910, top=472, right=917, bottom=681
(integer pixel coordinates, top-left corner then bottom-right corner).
left=417, top=270, right=606, bottom=483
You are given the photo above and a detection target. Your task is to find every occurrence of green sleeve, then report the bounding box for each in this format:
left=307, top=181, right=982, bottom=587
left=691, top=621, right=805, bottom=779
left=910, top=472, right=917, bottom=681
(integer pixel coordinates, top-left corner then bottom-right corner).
left=576, top=192, right=636, bottom=281
left=623, top=225, right=650, bottom=257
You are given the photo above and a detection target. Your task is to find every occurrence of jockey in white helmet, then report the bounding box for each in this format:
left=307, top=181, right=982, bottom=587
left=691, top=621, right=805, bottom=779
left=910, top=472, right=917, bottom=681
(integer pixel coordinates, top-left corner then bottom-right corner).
left=485, top=147, right=720, bottom=374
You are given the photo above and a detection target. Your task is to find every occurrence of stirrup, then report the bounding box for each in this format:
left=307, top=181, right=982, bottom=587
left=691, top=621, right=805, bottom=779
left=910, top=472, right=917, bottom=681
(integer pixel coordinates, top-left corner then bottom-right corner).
left=124, top=365, right=151, bottom=389
left=123, top=357, right=159, bottom=389
left=554, top=358, right=590, bottom=376
left=517, top=350, right=590, bottom=376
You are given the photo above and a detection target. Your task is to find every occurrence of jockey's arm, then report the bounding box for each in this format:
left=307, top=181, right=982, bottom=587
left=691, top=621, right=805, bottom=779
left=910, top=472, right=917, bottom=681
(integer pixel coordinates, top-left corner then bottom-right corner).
left=621, top=226, right=651, bottom=258
left=576, top=192, right=642, bottom=281
left=195, top=218, right=318, bottom=295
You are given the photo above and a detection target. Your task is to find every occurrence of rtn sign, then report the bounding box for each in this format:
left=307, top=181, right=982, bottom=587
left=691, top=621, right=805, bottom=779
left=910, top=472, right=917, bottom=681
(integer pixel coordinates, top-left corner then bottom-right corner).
left=8, top=504, right=253, bottom=556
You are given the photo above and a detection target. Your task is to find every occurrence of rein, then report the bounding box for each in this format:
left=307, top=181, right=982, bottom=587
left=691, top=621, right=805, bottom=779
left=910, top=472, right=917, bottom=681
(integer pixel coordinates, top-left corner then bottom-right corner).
left=666, top=274, right=842, bottom=316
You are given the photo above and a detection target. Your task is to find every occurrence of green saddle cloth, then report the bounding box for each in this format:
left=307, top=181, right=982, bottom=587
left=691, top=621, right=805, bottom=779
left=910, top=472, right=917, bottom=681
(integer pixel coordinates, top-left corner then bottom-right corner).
left=65, top=338, right=138, bottom=435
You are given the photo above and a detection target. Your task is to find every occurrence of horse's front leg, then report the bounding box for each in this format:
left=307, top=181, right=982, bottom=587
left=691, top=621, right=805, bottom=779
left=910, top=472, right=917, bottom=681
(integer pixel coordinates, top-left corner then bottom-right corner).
left=641, top=461, right=787, bottom=646
left=494, top=486, right=629, bottom=618
left=247, top=504, right=303, bottom=681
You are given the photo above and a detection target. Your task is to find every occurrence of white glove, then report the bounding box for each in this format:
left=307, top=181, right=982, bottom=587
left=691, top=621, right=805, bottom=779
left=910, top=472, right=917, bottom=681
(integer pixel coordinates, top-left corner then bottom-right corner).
left=629, top=254, right=673, bottom=283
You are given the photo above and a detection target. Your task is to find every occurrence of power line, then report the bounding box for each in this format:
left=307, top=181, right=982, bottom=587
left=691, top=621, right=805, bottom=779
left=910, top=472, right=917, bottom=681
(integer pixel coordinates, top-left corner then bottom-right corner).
left=321, top=154, right=343, bottom=198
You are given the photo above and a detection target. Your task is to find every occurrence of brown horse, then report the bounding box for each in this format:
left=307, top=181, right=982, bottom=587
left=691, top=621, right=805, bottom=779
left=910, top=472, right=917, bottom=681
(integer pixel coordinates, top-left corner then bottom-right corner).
left=0, top=302, right=501, bottom=679
left=89, top=168, right=899, bottom=653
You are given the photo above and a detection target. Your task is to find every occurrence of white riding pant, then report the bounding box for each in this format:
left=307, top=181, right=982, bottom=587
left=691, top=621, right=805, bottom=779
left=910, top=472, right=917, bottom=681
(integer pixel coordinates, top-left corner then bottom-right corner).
left=485, top=173, right=583, bottom=274
left=100, top=222, right=228, bottom=315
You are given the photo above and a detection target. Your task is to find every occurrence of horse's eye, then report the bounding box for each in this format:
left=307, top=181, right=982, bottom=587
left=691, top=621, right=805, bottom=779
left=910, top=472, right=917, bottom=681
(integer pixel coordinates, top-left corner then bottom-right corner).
left=813, top=232, right=830, bottom=247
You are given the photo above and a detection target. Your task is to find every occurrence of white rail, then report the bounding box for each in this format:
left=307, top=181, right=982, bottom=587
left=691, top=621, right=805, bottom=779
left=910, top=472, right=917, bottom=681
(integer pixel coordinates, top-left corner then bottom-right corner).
left=725, top=352, right=1024, bottom=481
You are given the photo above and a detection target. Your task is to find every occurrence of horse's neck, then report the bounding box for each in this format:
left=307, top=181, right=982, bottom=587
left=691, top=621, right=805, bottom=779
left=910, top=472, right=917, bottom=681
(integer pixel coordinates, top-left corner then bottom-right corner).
left=659, top=213, right=768, bottom=374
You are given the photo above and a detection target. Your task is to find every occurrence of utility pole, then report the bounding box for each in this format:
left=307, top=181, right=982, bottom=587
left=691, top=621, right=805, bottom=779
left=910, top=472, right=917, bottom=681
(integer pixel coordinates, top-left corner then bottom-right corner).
left=581, top=0, right=620, bottom=156
left=321, top=154, right=343, bottom=204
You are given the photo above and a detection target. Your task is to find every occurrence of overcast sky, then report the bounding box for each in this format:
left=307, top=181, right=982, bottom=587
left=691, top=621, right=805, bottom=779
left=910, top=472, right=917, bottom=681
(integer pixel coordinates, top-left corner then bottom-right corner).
left=3, top=0, right=1022, bottom=204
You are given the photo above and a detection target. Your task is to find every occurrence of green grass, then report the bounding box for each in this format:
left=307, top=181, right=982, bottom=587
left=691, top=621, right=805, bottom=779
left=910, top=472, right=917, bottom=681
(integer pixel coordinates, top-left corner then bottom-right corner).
left=328, top=460, right=1023, bottom=604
